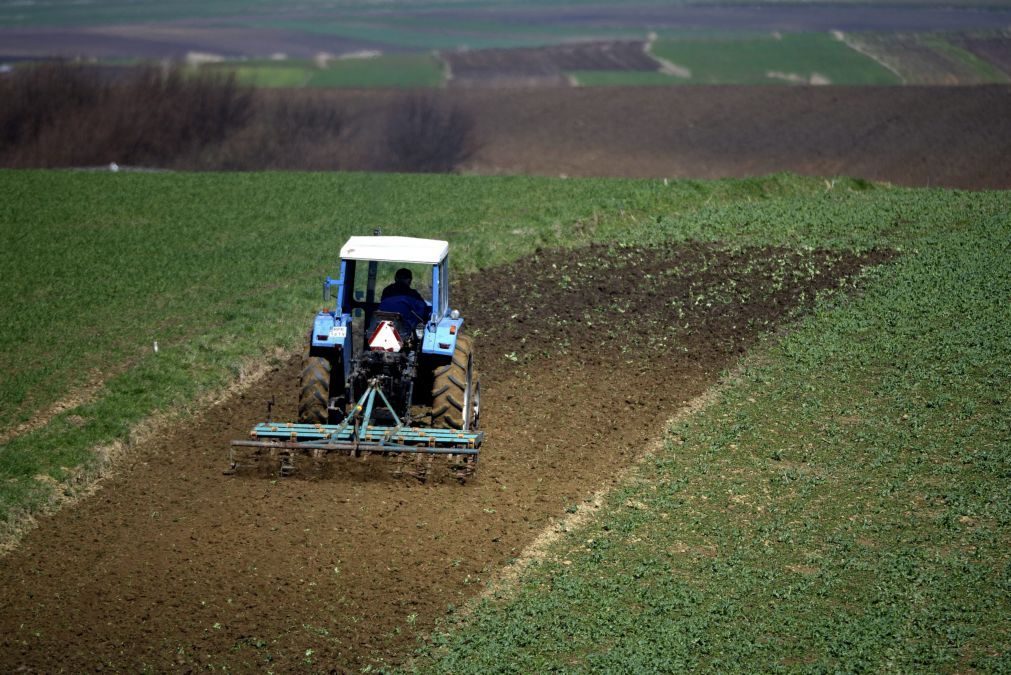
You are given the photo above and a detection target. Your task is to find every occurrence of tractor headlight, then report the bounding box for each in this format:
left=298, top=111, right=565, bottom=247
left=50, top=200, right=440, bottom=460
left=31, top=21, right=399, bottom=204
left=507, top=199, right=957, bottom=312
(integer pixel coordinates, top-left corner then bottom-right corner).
left=450, top=309, right=461, bottom=320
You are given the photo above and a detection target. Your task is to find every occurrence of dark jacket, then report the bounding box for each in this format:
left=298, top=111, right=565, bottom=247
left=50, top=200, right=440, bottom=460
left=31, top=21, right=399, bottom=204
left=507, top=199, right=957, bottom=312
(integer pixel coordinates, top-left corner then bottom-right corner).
left=381, top=281, right=424, bottom=302
left=379, top=282, right=429, bottom=329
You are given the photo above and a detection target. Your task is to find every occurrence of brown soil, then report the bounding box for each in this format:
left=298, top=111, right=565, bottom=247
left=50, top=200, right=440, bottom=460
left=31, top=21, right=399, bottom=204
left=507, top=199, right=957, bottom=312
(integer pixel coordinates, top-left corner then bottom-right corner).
left=4, top=71, right=1009, bottom=188
left=444, top=41, right=659, bottom=88
left=0, top=242, right=891, bottom=671
left=298, top=85, right=1011, bottom=190
left=450, top=85, right=1011, bottom=189
left=0, top=25, right=399, bottom=60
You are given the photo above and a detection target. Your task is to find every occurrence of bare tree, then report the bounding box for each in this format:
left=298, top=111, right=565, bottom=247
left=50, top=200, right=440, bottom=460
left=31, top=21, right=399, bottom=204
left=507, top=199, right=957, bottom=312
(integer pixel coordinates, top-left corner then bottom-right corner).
left=383, top=94, right=476, bottom=173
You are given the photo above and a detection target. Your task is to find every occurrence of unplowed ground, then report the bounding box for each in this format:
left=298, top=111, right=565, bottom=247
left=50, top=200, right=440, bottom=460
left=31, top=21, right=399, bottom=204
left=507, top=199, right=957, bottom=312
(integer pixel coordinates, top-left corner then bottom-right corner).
left=0, top=243, right=891, bottom=672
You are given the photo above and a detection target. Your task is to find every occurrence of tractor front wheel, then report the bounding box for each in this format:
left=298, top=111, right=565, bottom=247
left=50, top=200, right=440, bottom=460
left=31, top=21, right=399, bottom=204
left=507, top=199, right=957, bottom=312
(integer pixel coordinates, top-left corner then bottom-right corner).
left=431, top=335, right=480, bottom=430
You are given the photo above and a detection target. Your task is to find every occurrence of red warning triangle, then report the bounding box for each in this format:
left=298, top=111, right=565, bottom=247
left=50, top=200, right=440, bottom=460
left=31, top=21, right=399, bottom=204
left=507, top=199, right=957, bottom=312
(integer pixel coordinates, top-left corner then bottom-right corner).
left=368, top=320, right=403, bottom=352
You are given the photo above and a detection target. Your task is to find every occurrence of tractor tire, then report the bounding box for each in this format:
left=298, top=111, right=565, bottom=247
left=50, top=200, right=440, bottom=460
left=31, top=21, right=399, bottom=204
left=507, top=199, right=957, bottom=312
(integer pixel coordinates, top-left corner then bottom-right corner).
left=298, top=355, right=331, bottom=425
left=431, top=335, right=480, bottom=431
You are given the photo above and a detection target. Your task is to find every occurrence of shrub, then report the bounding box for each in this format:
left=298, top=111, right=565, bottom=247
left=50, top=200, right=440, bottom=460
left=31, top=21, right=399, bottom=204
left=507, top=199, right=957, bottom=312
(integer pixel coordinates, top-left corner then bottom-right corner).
left=382, top=94, right=476, bottom=173
left=0, top=63, right=252, bottom=167
left=190, top=94, right=347, bottom=170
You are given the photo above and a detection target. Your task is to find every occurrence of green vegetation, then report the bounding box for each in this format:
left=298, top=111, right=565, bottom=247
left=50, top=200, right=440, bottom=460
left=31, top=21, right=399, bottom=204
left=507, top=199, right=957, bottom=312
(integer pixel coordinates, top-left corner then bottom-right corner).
left=206, top=54, right=444, bottom=88
left=307, top=54, right=444, bottom=88
left=229, top=63, right=310, bottom=87
left=415, top=192, right=1011, bottom=671
left=651, top=32, right=901, bottom=85
left=0, top=170, right=841, bottom=523
left=245, top=20, right=562, bottom=51
left=568, top=70, right=681, bottom=86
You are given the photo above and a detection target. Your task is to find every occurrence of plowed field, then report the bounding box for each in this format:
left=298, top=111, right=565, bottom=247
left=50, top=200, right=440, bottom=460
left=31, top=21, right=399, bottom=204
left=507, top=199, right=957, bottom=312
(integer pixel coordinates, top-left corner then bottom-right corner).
left=444, top=41, right=658, bottom=87
left=298, top=85, right=1011, bottom=190
left=0, top=242, right=890, bottom=671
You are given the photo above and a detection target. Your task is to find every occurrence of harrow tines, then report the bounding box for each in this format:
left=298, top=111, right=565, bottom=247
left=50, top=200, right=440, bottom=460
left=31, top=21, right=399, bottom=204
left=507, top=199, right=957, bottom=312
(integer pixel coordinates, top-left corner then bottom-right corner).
left=228, top=381, right=482, bottom=481
left=226, top=439, right=480, bottom=483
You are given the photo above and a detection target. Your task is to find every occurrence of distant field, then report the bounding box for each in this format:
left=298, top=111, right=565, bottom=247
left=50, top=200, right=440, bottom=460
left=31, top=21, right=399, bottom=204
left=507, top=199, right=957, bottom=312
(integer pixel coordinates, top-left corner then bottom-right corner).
left=242, top=18, right=620, bottom=51
left=923, top=34, right=1009, bottom=81
left=955, top=33, right=1011, bottom=75
left=205, top=54, right=444, bottom=88
left=569, top=70, right=680, bottom=86
left=3, top=0, right=1011, bottom=30
left=308, top=54, right=443, bottom=87
left=3, top=0, right=1011, bottom=62
left=650, top=32, right=901, bottom=85
left=131, top=31, right=1011, bottom=89
left=190, top=31, right=1009, bottom=90
left=845, top=32, right=1010, bottom=84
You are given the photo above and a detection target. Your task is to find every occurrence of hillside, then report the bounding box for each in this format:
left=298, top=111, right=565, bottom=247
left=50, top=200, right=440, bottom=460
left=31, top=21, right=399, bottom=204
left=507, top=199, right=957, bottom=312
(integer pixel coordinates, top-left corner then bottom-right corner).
left=1, top=170, right=1008, bottom=670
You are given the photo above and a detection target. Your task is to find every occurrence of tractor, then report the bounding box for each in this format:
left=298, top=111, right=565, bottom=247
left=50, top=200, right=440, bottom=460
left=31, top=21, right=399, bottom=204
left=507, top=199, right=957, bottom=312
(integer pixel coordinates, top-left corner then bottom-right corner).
left=229, top=234, right=483, bottom=479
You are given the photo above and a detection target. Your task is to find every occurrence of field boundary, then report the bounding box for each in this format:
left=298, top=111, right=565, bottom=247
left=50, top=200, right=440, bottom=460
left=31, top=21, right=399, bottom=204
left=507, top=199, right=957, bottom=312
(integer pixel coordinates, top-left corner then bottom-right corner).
left=837, top=30, right=906, bottom=83
left=427, top=255, right=882, bottom=625
left=474, top=370, right=735, bottom=605
left=645, top=32, right=690, bottom=79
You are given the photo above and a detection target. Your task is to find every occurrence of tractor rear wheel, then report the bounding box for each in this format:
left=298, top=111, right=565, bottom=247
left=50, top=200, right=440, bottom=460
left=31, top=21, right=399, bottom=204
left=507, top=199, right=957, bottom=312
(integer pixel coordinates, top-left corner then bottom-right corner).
left=298, top=355, right=331, bottom=425
left=431, top=335, right=480, bottom=430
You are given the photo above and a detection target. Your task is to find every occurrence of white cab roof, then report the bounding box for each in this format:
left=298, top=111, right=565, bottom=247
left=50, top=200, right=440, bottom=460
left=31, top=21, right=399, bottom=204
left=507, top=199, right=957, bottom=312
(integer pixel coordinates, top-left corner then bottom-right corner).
left=339, top=236, right=448, bottom=265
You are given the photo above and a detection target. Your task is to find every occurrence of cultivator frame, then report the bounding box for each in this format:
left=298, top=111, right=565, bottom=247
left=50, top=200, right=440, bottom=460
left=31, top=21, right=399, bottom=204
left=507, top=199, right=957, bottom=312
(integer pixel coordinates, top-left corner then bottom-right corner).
left=228, top=379, right=482, bottom=480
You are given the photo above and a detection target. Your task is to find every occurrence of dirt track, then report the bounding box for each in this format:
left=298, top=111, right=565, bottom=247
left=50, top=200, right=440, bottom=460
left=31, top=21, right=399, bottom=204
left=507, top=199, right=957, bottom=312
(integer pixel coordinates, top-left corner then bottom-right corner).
left=0, top=243, right=890, bottom=671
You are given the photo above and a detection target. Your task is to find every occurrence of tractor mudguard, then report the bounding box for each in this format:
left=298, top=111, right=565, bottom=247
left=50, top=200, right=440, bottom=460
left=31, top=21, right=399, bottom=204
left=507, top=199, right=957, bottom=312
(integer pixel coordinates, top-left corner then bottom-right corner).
left=421, top=316, right=464, bottom=357
left=310, top=311, right=353, bottom=383
left=310, top=311, right=351, bottom=350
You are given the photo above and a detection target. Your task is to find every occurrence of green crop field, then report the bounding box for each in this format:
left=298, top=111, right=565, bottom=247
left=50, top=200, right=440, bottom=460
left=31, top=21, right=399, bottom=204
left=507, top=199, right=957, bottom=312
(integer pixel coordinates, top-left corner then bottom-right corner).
left=568, top=70, right=682, bottom=86
left=412, top=188, right=1011, bottom=672
left=650, top=32, right=902, bottom=85
left=2, top=170, right=1009, bottom=669
left=307, top=54, right=444, bottom=88
left=229, top=62, right=312, bottom=87
left=204, top=54, right=444, bottom=88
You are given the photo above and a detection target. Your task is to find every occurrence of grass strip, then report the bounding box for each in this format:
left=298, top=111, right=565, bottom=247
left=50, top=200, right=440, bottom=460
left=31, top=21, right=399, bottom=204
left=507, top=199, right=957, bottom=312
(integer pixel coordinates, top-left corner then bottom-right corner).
left=203, top=55, right=446, bottom=89
left=567, top=70, right=683, bottom=86
left=414, top=207, right=1011, bottom=671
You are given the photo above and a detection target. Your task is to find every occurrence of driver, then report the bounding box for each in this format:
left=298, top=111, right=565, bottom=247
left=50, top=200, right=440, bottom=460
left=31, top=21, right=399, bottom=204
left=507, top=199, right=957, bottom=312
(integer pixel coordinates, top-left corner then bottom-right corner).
left=378, top=268, right=429, bottom=329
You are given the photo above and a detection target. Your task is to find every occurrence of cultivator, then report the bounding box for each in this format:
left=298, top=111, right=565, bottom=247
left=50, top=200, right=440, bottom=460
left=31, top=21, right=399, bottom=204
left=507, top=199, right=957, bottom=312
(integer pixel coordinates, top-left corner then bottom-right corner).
left=228, top=379, right=483, bottom=481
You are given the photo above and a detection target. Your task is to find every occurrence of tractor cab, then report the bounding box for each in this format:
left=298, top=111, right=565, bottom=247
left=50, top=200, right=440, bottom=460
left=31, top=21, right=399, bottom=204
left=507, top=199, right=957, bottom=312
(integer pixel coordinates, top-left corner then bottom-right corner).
left=311, top=235, right=463, bottom=369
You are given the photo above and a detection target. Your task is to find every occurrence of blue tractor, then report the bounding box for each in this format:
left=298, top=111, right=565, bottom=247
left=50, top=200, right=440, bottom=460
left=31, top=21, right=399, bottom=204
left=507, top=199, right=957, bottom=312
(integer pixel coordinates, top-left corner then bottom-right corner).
left=230, top=235, right=482, bottom=479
